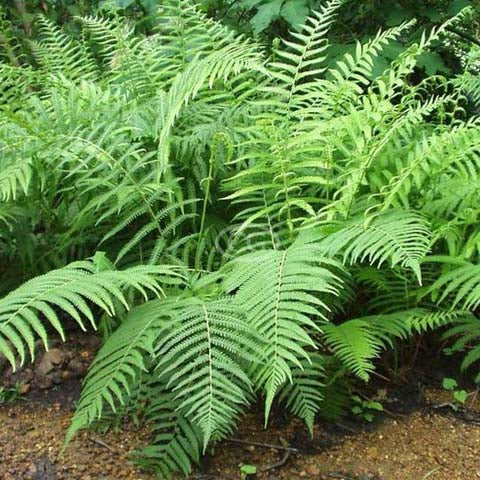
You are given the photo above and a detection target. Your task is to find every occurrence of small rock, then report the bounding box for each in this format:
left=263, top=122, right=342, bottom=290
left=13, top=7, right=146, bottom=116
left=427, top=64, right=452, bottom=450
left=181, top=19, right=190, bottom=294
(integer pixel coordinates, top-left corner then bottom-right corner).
left=18, top=382, right=31, bottom=395
left=46, top=348, right=65, bottom=365
left=36, top=348, right=65, bottom=377
left=36, top=375, right=53, bottom=390
left=21, top=368, right=34, bottom=383
left=50, top=371, right=63, bottom=385
left=305, top=464, right=321, bottom=476
left=68, top=358, right=87, bottom=377
left=36, top=359, right=53, bottom=377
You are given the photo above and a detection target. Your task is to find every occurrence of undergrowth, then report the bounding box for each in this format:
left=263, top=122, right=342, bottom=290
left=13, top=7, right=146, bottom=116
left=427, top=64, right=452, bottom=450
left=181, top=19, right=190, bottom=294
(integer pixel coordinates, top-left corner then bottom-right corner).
left=0, top=1, right=479, bottom=477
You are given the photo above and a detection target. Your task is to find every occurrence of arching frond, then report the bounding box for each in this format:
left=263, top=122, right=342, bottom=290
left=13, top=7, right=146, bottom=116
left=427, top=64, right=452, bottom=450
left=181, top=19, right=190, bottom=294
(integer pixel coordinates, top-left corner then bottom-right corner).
left=0, top=260, right=181, bottom=370
left=322, top=319, right=383, bottom=381
left=312, top=210, right=432, bottom=284
left=155, top=298, right=261, bottom=449
left=223, top=241, right=342, bottom=422
left=429, top=260, right=480, bottom=310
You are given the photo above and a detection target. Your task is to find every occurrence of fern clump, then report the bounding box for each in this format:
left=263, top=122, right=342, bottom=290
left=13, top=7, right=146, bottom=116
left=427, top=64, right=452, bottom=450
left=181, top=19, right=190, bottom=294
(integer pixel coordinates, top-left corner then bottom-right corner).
left=0, top=0, right=479, bottom=478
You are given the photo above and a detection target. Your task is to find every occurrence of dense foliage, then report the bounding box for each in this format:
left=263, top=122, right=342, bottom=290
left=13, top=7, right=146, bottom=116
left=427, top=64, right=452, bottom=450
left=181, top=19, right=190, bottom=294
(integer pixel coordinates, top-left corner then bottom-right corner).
left=1, top=0, right=480, bottom=477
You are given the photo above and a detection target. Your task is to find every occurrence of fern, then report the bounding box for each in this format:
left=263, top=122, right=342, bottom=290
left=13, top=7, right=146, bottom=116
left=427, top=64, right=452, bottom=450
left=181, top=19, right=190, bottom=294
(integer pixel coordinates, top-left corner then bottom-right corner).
left=0, top=259, right=181, bottom=370
left=223, top=241, right=343, bottom=421
left=1, top=3, right=480, bottom=478
left=155, top=298, right=261, bottom=448
left=133, top=379, right=203, bottom=478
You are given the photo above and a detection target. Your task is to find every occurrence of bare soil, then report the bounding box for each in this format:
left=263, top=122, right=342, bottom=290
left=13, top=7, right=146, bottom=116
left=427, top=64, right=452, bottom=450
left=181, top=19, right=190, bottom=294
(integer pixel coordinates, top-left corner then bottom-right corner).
left=1, top=335, right=480, bottom=480
left=1, top=387, right=480, bottom=480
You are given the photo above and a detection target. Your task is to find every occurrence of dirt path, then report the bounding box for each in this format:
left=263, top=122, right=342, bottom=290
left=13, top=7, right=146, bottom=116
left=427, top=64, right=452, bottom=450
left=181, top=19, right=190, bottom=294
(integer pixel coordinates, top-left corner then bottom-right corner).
left=1, top=389, right=480, bottom=480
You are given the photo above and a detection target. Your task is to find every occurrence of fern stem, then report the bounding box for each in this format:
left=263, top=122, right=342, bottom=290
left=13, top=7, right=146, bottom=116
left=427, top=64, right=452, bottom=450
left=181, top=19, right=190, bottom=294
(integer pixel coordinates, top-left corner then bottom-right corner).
left=202, top=303, right=214, bottom=449
left=195, top=153, right=214, bottom=271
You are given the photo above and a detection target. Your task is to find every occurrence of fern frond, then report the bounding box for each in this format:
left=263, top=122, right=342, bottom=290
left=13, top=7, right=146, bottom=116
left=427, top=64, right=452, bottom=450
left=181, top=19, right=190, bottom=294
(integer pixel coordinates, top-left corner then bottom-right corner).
left=133, top=379, right=203, bottom=478
left=330, top=20, right=415, bottom=87
left=0, top=159, right=32, bottom=201
left=278, top=353, right=326, bottom=435
left=223, top=241, right=342, bottom=422
left=322, top=319, right=383, bottom=381
left=155, top=298, right=260, bottom=449
left=66, top=298, right=183, bottom=445
left=429, top=260, right=480, bottom=310
left=362, top=308, right=465, bottom=347
left=313, top=210, right=432, bottom=284
left=0, top=260, right=181, bottom=370
left=30, top=16, right=98, bottom=82
left=156, top=40, right=263, bottom=174
left=443, top=314, right=480, bottom=382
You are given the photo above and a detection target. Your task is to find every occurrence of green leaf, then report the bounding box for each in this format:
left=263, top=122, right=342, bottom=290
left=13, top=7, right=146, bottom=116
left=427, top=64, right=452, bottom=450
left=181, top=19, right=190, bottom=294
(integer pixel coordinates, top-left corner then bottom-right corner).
left=366, top=401, right=384, bottom=412
left=417, top=52, right=451, bottom=76
left=447, top=0, right=471, bottom=16
left=385, top=7, right=410, bottom=26
left=241, top=464, right=258, bottom=474
left=250, top=0, right=284, bottom=33
left=364, top=413, right=374, bottom=422
left=454, top=390, right=468, bottom=404
left=281, top=0, right=309, bottom=30
left=442, top=377, right=458, bottom=390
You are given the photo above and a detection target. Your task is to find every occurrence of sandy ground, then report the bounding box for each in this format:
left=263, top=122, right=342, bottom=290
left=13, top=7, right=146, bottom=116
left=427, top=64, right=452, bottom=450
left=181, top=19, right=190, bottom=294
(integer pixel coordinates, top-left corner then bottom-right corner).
left=1, top=386, right=480, bottom=480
